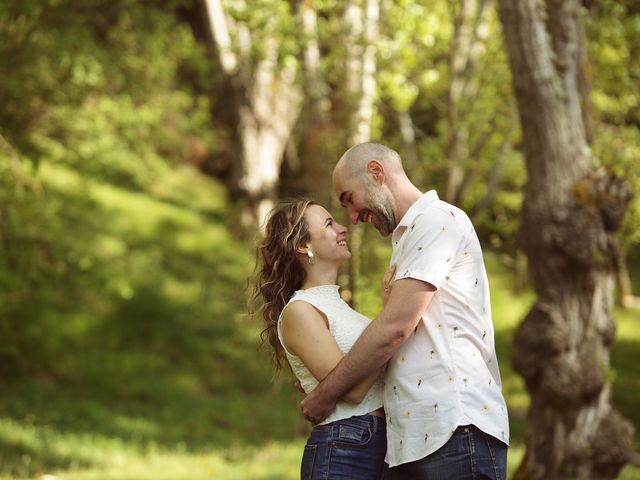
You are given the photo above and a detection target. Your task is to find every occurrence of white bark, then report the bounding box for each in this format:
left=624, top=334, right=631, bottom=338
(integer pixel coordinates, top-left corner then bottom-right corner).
left=445, top=0, right=490, bottom=204
left=204, top=0, right=238, bottom=74
left=203, top=0, right=302, bottom=227
left=340, top=0, right=381, bottom=307
left=354, top=0, right=379, bottom=143
left=344, top=0, right=379, bottom=145
left=298, top=0, right=333, bottom=207
left=397, top=109, right=418, bottom=169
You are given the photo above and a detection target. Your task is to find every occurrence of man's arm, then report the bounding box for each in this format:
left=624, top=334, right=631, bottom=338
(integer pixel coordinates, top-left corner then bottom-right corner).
left=300, top=278, right=436, bottom=424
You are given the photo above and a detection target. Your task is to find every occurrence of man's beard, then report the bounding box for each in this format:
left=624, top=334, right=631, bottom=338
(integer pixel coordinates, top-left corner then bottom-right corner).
left=366, top=189, right=395, bottom=236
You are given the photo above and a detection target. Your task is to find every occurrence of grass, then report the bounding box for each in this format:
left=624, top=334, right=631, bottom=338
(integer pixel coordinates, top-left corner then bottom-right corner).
left=1, top=164, right=639, bottom=479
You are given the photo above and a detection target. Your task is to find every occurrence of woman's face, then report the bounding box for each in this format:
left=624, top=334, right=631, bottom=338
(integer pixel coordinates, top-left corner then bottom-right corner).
left=304, top=204, right=351, bottom=264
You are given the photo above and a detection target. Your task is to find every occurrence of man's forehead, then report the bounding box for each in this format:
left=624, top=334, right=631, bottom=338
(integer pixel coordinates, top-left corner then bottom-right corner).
left=332, top=171, right=346, bottom=196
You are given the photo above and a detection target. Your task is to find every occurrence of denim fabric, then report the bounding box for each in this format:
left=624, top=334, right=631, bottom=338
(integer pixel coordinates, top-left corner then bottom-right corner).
left=301, top=414, right=387, bottom=480
left=385, top=424, right=507, bottom=480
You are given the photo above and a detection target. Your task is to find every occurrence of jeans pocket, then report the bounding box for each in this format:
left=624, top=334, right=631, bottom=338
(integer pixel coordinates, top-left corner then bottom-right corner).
left=336, top=424, right=372, bottom=447
left=301, top=444, right=317, bottom=480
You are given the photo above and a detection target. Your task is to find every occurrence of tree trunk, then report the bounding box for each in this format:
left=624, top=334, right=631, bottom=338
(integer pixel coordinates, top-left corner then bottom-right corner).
left=341, top=0, right=379, bottom=308
left=203, top=0, right=302, bottom=227
left=396, top=109, right=419, bottom=170
left=295, top=0, right=335, bottom=208
left=445, top=0, right=490, bottom=205
left=331, top=0, right=379, bottom=148
left=497, top=0, right=635, bottom=478
left=468, top=138, right=507, bottom=219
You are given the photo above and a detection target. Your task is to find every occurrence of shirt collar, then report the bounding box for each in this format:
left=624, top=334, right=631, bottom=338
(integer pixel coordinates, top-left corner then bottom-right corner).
left=395, top=190, right=439, bottom=231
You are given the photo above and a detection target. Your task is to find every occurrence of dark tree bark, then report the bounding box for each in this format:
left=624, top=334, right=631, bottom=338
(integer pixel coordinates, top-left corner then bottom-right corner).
left=497, top=0, right=635, bottom=478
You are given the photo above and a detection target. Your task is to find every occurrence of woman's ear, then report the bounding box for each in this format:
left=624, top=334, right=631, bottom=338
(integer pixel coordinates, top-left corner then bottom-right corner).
left=367, top=160, right=384, bottom=185
left=296, top=243, right=311, bottom=255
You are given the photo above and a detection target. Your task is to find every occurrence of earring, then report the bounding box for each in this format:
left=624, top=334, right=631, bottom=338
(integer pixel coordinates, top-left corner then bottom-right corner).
left=307, top=250, right=315, bottom=265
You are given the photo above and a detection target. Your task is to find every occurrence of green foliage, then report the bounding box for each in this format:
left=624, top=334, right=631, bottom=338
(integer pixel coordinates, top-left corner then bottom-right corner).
left=375, top=1, right=524, bottom=247
left=587, top=0, right=640, bottom=252
left=0, top=0, right=220, bottom=380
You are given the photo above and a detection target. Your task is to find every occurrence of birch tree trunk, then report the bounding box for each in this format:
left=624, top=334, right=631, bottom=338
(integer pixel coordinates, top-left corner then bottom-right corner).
left=203, top=0, right=302, bottom=227
left=396, top=109, right=419, bottom=170
left=445, top=0, right=490, bottom=205
left=341, top=0, right=379, bottom=308
left=497, top=0, right=635, bottom=478
left=296, top=0, right=334, bottom=208
left=347, top=0, right=379, bottom=145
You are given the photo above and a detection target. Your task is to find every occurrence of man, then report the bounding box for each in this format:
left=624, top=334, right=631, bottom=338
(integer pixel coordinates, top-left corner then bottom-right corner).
left=301, top=142, right=509, bottom=479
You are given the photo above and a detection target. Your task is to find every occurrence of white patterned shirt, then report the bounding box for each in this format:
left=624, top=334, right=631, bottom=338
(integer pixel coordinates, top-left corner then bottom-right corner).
left=384, top=190, right=509, bottom=467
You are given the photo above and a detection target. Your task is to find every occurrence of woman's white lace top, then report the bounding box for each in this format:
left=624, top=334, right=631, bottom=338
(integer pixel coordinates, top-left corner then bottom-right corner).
left=277, top=285, right=384, bottom=425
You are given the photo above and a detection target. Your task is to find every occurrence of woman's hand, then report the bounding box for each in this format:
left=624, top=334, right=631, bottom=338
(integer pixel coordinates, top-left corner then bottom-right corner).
left=381, top=264, right=397, bottom=306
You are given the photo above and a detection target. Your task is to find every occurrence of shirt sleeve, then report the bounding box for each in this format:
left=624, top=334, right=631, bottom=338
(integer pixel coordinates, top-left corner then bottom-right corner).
left=395, top=207, right=465, bottom=289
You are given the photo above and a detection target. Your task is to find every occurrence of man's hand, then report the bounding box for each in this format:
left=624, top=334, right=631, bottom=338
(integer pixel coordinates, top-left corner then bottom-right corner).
left=300, top=387, right=337, bottom=425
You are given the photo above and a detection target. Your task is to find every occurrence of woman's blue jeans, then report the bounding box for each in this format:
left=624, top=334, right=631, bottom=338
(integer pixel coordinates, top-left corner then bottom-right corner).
left=385, top=424, right=507, bottom=480
left=301, top=414, right=387, bottom=480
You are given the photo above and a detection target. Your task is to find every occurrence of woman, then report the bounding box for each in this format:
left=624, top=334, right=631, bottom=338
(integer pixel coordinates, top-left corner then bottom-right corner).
left=252, top=200, right=393, bottom=480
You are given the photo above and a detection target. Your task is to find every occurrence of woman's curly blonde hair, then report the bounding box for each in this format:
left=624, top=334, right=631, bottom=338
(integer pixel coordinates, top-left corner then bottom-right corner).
left=251, top=200, right=315, bottom=372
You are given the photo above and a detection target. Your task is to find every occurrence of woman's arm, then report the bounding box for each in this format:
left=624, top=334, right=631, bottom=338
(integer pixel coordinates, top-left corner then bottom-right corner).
left=281, top=300, right=382, bottom=404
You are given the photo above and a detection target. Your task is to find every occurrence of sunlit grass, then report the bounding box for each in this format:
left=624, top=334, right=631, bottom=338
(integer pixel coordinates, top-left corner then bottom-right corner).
left=39, top=161, right=227, bottom=241
left=0, top=417, right=303, bottom=480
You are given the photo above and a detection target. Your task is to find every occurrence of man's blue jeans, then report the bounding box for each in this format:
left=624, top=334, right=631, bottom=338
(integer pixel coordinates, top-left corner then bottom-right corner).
left=301, top=414, right=387, bottom=480
left=385, top=424, right=507, bottom=480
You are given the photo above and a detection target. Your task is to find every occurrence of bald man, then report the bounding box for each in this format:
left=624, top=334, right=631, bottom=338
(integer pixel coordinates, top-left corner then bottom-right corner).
left=301, top=142, right=510, bottom=479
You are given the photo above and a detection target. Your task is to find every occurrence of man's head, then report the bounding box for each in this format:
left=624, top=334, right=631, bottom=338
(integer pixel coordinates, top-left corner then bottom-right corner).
left=332, top=142, right=406, bottom=237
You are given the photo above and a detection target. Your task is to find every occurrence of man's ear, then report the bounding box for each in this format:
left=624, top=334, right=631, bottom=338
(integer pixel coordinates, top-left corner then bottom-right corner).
left=367, top=160, right=384, bottom=185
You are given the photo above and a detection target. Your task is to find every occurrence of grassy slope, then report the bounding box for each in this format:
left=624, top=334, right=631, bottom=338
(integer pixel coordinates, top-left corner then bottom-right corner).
left=0, top=165, right=638, bottom=479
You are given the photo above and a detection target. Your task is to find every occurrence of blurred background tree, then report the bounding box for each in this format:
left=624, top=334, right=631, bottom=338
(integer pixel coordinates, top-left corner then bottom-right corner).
left=498, top=0, right=635, bottom=477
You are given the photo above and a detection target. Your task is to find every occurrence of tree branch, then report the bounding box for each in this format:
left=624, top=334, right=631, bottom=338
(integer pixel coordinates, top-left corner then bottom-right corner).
left=203, top=0, right=239, bottom=75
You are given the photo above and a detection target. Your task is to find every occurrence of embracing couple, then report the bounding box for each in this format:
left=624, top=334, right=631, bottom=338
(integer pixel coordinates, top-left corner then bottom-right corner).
left=253, top=142, right=510, bottom=479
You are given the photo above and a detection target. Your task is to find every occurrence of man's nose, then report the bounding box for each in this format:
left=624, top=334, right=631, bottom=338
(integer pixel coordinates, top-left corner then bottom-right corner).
left=348, top=209, right=359, bottom=224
